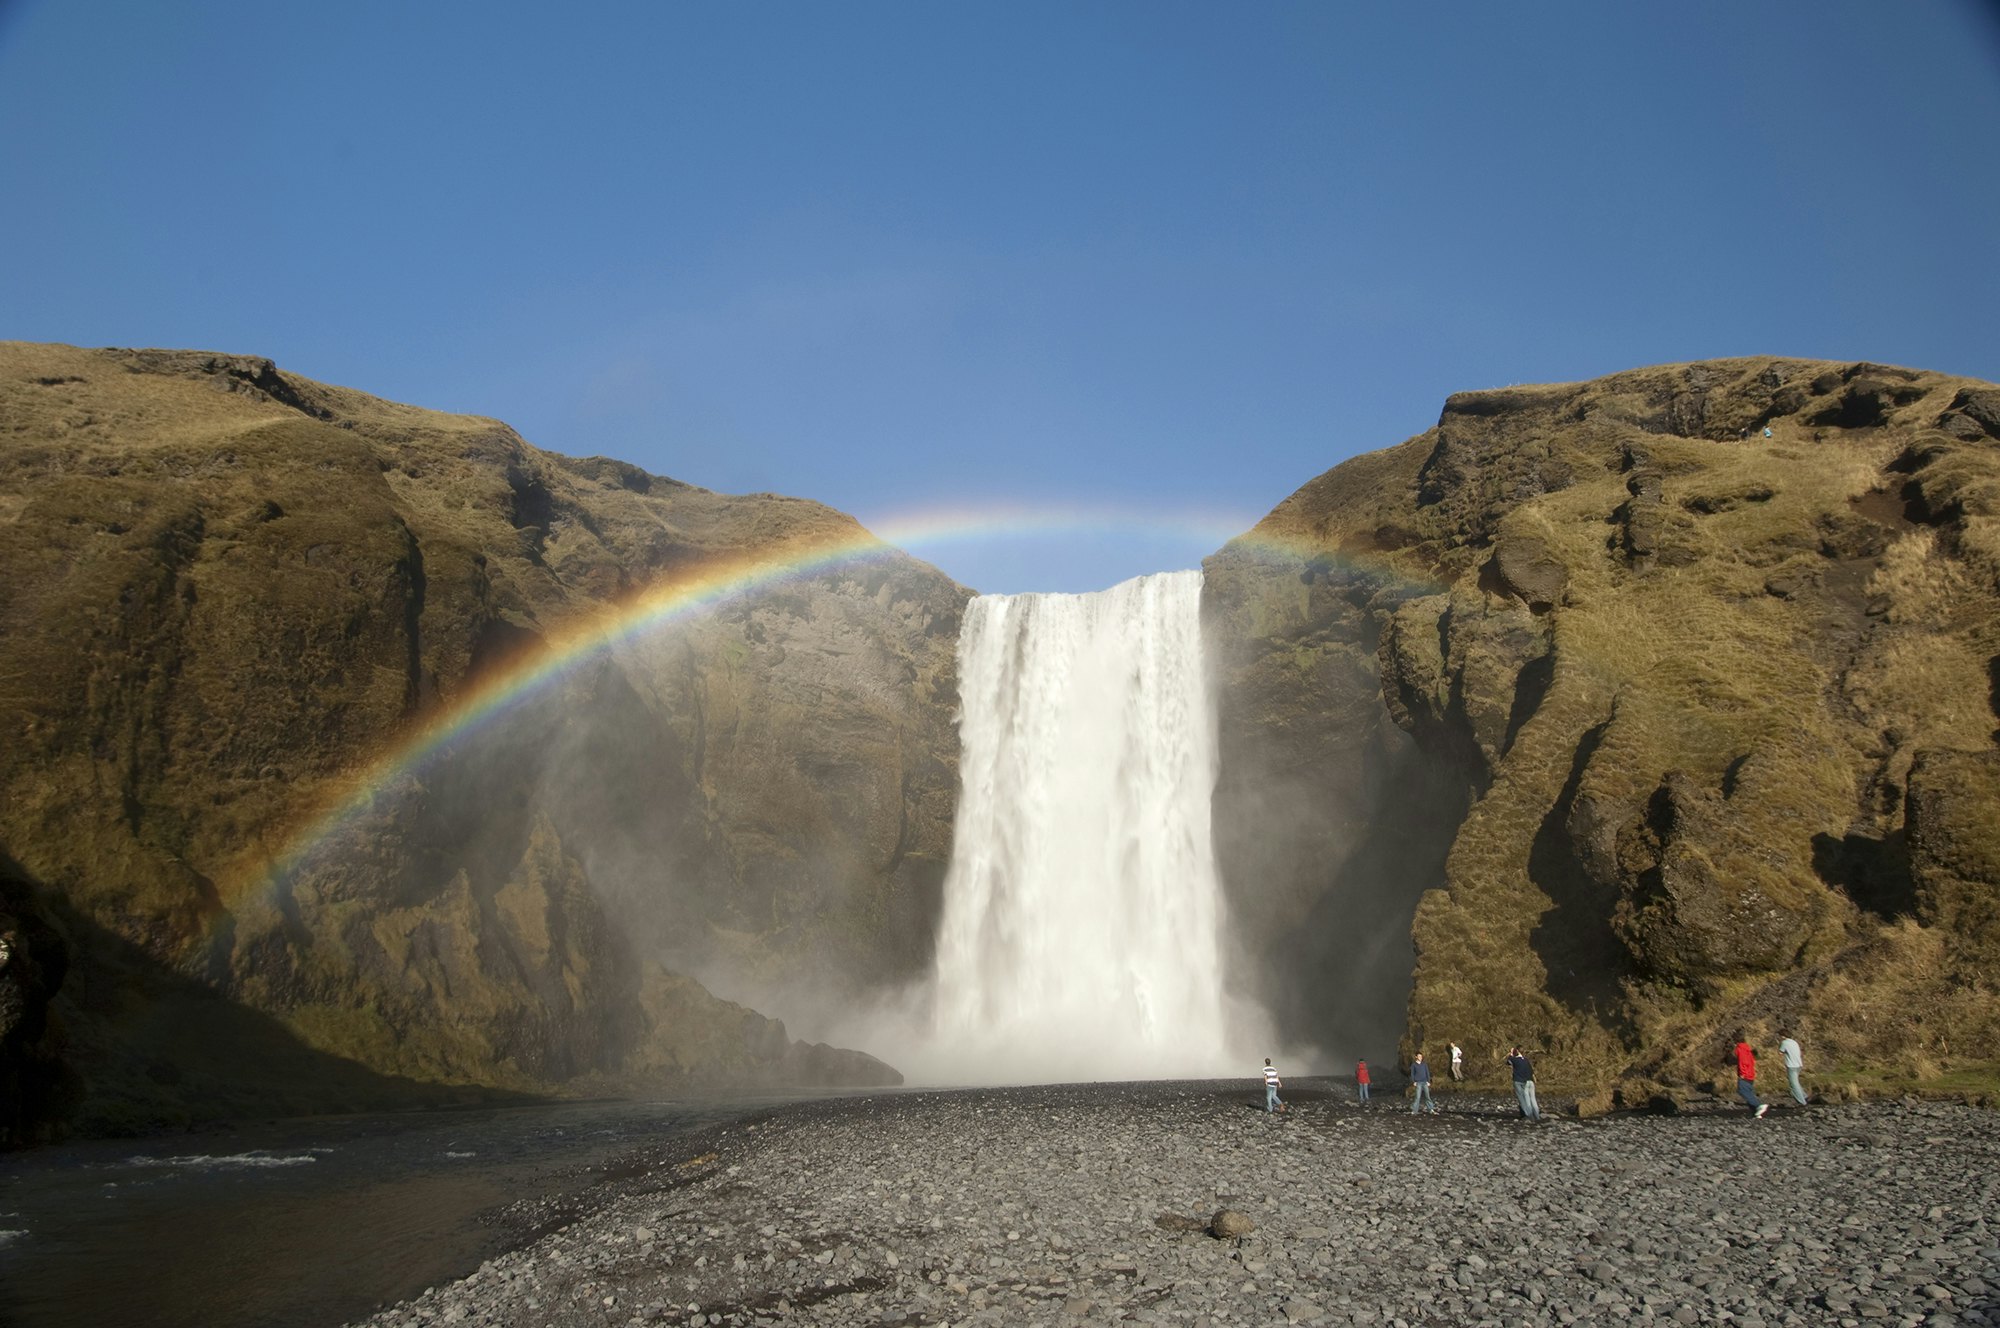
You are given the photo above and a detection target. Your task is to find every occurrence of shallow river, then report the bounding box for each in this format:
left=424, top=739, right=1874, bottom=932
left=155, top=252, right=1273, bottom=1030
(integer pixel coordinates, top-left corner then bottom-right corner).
left=0, top=1095, right=784, bottom=1328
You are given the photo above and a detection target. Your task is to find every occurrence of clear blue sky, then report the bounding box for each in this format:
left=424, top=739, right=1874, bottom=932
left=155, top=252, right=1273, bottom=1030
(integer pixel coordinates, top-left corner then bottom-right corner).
left=5, top=2, right=1997, bottom=593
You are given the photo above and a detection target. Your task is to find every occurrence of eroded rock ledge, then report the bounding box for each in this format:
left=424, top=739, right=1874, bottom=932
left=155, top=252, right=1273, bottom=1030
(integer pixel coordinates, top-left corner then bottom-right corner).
left=1205, top=357, right=2000, bottom=1094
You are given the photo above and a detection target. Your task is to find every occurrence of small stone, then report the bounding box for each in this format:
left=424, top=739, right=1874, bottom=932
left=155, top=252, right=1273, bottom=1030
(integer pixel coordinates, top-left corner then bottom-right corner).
left=1210, top=1209, right=1256, bottom=1239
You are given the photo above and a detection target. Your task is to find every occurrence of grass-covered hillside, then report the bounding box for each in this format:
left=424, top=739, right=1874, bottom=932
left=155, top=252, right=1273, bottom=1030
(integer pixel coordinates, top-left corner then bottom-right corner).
left=1207, top=358, right=2000, bottom=1104
left=0, top=344, right=967, bottom=1141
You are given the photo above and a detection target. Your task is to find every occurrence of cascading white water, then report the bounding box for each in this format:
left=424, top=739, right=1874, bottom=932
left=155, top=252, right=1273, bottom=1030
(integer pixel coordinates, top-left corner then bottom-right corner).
left=916, top=570, right=1239, bottom=1083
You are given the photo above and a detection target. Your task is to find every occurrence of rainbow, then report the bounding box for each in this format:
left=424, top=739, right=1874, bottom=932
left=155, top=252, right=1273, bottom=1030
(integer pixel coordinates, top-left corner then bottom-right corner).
left=225, top=502, right=1357, bottom=909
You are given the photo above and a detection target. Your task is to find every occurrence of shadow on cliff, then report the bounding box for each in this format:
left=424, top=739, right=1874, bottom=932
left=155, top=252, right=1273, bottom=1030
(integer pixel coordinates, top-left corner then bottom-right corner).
left=1227, top=737, right=1473, bottom=1067
left=1812, top=830, right=1917, bottom=920
left=1527, top=721, right=1639, bottom=1030
left=2, top=849, right=538, bottom=1147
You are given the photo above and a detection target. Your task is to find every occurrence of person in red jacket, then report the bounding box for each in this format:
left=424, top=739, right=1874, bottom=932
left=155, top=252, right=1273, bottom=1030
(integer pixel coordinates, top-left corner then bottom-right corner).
left=1356, top=1058, right=1372, bottom=1105
left=1731, top=1033, right=1768, bottom=1118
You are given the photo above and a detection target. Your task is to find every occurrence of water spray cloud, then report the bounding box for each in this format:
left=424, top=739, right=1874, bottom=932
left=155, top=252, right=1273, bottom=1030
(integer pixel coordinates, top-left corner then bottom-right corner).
left=219, top=499, right=1393, bottom=930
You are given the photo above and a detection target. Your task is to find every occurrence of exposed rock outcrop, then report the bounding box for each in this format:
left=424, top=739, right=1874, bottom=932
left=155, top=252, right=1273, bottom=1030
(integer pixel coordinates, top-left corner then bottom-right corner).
left=1907, top=748, right=2000, bottom=974
left=0, top=342, right=959, bottom=1137
left=0, top=856, right=72, bottom=1146
left=1206, top=357, right=2000, bottom=1091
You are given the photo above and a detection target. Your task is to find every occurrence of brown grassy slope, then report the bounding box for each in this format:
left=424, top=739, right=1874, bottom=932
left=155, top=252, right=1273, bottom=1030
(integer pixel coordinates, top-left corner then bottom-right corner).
left=1206, top=357, right=2000, bottom=1097
left=0, top=344, right=966, bottom=1137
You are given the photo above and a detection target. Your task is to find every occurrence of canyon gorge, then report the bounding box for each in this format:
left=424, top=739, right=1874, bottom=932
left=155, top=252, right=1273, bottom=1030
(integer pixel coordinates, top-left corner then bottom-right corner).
left=2, top=342, right=1996, bottom=1143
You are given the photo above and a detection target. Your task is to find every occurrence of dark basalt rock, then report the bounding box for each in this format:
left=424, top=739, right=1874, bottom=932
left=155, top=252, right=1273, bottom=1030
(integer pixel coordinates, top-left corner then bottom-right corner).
left=0, top=859, right=73, bottom=1147
left=1937, top=387, right=2000, bottom=441
left=1489, top=533, right=1568, bottom=609
left=1906, top=749, right=2000, bottom=974
left=1612, top=772, right=1816, bottom=986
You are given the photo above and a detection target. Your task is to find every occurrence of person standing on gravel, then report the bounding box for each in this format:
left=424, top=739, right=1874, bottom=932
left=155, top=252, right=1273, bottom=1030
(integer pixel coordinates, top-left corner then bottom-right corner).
left=1779, top=1029, right=1807, bottom=1106
left=1262, top=1058, right=1286, bottom=1114
left=1355, top=1058, right=1371, bottom=1105
left=1732, top=1033, right=1769, bottom=1117
left=1505, top=1046, right=1541, bottom=1121
left=1409, top=1052, right=1437, bottom=1115
left=1449, top=1042, right=1463, bottom=1082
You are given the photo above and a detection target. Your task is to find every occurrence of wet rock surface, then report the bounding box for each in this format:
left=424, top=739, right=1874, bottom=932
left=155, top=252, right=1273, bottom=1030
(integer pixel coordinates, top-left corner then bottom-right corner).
left=351, top=1083, right=2000, bottom=1328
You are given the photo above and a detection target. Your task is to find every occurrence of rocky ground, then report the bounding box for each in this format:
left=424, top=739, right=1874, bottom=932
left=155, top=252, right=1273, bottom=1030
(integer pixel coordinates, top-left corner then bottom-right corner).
left=351, top=1082, right=2000, bottom=1328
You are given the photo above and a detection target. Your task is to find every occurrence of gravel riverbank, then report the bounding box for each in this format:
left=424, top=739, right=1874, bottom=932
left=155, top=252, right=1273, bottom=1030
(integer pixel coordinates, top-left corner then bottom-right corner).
left=350, top=1082, right=2000, bottom=1328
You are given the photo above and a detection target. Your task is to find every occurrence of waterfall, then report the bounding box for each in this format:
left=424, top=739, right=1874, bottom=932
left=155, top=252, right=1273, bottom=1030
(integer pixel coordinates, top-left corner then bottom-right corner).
left=918, top=570, right=1239, bottom=1083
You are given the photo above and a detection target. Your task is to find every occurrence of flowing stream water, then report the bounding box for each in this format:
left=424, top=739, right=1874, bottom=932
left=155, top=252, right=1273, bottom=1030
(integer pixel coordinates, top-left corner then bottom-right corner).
left=0, top=1096, right=785, bottom=1328
left=918, top=570, right=1242, bottom=1083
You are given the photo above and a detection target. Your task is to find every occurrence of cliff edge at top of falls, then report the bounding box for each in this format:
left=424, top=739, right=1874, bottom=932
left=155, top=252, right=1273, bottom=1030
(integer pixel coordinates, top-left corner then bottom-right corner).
left=1203, top=356, right=2000, bottom=1103
left=0, top=342, right=969, bottom=1143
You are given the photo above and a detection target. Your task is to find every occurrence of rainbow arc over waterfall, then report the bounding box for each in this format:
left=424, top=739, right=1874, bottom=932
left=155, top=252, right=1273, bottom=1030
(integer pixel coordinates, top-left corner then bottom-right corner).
left=225, top=502, right=1365, bottom=910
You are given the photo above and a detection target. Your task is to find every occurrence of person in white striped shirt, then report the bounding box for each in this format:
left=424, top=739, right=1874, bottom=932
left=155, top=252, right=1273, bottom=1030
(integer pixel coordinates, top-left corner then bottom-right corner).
left=1262, top=1058, right=1285, bottom=1114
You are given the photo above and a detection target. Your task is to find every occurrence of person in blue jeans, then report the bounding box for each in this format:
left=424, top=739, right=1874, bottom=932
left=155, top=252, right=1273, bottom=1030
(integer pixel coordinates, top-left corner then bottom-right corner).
left=1731, top=1034, right=1768, bottom=1118
left=1356, top=1059, right=1371, bottom=1104
left=1779, top=1029, right=1807, bottom=1106
left=1262, top=1058, right=1285, bottom=1114
left=1409, top=1051, right=1437, bottom=1114
left=1506, top=1046, right=1541, bottom=1121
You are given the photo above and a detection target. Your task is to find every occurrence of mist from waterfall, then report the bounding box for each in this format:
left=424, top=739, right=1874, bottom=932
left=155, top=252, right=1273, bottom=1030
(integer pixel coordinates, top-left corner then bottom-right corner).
left=909, top=570, right=1250, bottom=1084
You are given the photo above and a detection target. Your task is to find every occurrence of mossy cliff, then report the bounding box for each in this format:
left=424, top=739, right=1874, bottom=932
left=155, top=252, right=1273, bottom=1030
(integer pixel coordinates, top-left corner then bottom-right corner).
left=0, top=343, right=967, bottom=1141
left=1205, top=358, right=2000, bottom=1097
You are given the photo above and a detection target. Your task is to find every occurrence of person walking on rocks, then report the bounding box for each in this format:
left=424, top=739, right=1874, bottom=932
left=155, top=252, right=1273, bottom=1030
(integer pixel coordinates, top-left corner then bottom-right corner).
left=1732, top=1032, right=1769, bottom=1117
left=1262, top=1058, right=1286, bottom=1114
left=1449, top=1042, right=1464, bottom=1082
left=1355, top=1058, right=1371, bottom=1105
left=1779, top=1028, right=1808, bottom=1106
left=1505, top=1046, right=1541, bottom=1121
left=1409, top=1052, right=1437, bottom=1115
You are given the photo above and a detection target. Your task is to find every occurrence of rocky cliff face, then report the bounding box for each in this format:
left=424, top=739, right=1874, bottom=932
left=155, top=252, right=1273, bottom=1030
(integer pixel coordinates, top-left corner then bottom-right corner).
left=12, top=341, right=1994, bottom=1135
left=0, top=343, right=967, bottom=1139
left=1206, top=358, right=2000, bottom=1095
